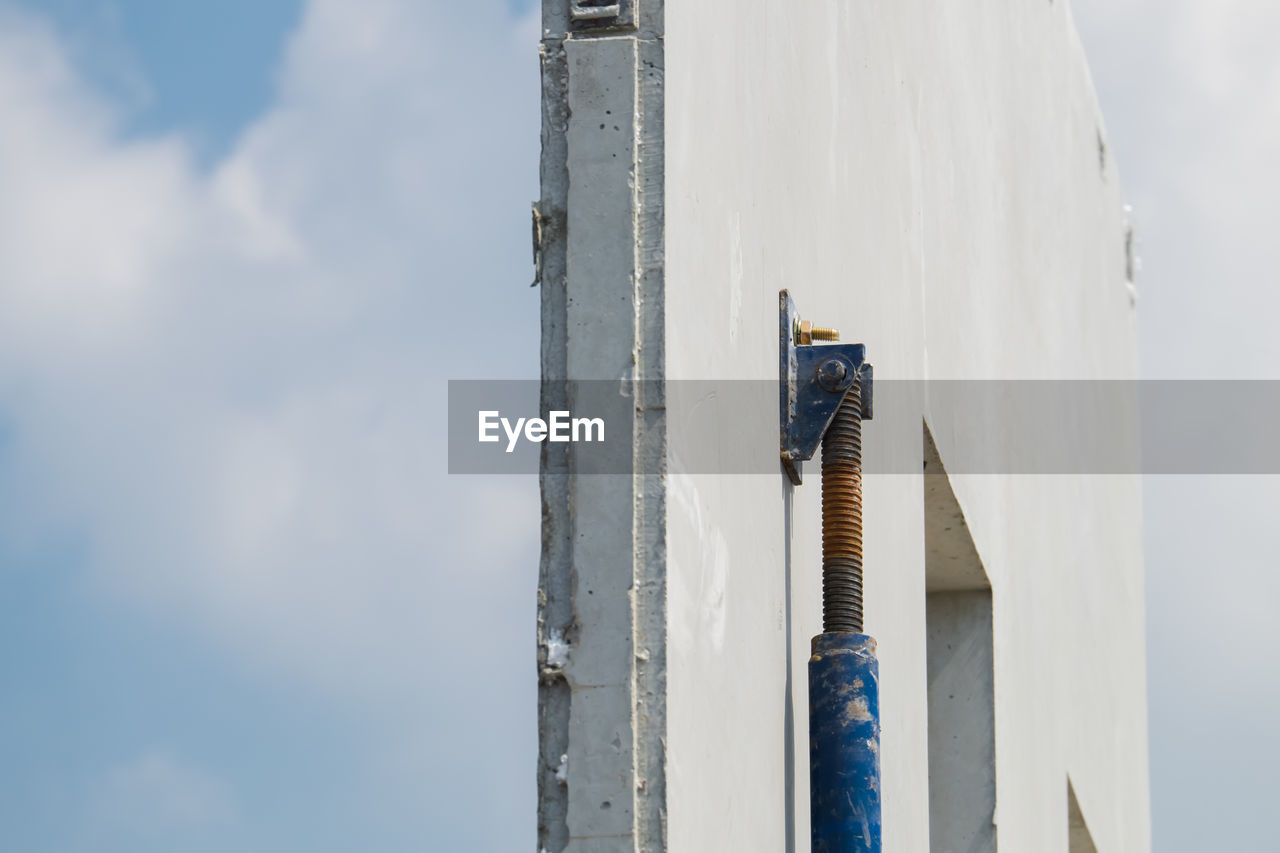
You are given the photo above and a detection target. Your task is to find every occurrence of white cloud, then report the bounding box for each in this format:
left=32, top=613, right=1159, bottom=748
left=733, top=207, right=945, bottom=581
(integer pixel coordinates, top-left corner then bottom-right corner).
left=1073, top=0, right=1280, bottom=378
left=1071, top=1, right=1280, bottom=676
left=1073, top=5, right=1280, bottom=849
left=0, top=0, right=541, bottom=719
left=89, top=749, right=235, bottom=834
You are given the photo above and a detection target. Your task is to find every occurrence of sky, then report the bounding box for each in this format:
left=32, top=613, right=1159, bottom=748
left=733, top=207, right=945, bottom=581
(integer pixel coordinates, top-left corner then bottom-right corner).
left=1072, top=2, right=1280, bottom=848
left=0, top=1, right=542, bottom=849
left=0, top=1, right=1274, bottom=851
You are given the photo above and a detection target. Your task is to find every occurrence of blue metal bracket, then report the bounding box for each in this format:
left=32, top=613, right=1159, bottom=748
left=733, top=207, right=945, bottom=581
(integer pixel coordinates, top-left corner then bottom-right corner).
left=779, top=289, right=874, bottom=485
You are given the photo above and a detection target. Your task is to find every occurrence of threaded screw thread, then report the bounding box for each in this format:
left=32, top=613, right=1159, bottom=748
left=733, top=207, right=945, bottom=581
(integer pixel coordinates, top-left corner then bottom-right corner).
left=821, top=383, right=864, bottom=633
left=810, top=327, right=840, bottom=342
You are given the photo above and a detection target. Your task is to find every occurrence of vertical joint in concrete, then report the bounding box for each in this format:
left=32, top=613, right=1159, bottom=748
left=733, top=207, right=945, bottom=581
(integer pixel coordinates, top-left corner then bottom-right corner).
left=538, top=1, right=665, bottom=851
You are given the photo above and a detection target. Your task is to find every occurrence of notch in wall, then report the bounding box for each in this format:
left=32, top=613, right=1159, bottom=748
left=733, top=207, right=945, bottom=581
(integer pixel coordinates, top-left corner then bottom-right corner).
left=1067, top=778, right=1099, bottom=853
left=569, top=0, right=636, bottom=32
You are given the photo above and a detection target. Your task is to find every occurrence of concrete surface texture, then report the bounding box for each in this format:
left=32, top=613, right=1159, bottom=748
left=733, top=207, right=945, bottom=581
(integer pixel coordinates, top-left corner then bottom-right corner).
left=539, top=1, right=1149, bottom=851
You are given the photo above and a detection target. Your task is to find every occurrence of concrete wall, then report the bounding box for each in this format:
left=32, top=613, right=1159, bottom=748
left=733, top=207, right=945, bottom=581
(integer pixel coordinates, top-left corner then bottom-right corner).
left=927, top=589, right=997, bottom=853
left=537, top=4, right=667, bottom=852
left=539, top=1, right=1149, bottom=851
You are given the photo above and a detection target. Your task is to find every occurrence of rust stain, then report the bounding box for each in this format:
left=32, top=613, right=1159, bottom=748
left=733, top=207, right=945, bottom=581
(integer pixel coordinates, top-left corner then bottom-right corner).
left=843, top=696, right=873, bottom=724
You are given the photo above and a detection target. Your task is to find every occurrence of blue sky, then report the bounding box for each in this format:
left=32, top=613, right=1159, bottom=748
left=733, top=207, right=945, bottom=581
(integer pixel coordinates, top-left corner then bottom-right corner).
left=0, top=1, right=1275, bottom=850
left=0, top=1, right=540, bottom=849
left=22, top=0, right=539, bottom=164
left=17, top=0, right=304, bottom=164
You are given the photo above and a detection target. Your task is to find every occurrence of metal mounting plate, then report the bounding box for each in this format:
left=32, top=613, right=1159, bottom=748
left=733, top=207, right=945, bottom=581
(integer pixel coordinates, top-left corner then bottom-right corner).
left=569, top=0, right=636, bottom=31
left=779, top=289, right=873, bottom=485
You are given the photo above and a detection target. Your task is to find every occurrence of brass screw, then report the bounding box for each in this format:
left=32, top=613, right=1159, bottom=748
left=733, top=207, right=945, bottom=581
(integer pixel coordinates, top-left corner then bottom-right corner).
left=797, top=319, right=840, bottom=345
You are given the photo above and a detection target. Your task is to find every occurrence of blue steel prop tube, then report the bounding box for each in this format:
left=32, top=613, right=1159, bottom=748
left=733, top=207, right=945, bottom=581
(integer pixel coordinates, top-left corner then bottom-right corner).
left=782, top=298, right=880, bottom=851
left=809, top=632, right=881, bottom=853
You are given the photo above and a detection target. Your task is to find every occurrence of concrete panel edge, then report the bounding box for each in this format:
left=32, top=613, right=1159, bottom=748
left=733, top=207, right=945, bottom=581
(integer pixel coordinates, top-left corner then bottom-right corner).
left=538, top=2, right=666, bottom=851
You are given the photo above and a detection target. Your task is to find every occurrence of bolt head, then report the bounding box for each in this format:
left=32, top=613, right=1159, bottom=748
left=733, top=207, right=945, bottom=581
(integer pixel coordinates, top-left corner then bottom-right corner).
left=817, top=358, right=850, bottom=392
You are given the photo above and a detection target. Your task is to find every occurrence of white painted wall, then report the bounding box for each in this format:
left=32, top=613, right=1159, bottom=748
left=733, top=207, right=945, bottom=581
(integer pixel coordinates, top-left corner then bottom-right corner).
left=663, top=2, right=1148, bottom=853
left=539, top=1, right=1147, bottom=851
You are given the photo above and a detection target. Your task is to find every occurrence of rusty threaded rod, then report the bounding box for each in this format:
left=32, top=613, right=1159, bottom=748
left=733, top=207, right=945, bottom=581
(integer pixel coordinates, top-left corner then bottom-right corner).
left=821, top=383, right=864, bottom=633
